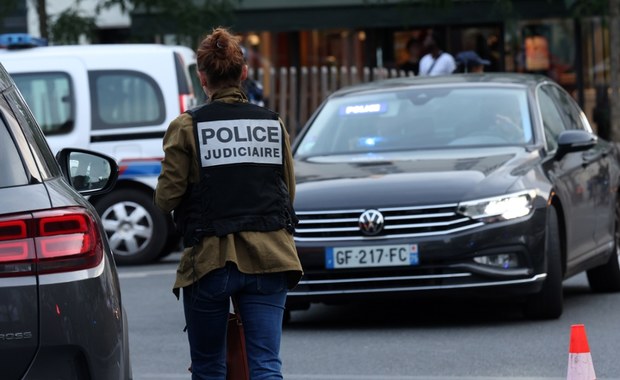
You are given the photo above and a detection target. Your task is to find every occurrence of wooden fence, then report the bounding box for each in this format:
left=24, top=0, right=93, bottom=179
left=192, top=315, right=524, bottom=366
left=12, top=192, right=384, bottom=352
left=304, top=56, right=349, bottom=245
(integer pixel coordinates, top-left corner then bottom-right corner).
left=249, top=66, right=414, bottom=139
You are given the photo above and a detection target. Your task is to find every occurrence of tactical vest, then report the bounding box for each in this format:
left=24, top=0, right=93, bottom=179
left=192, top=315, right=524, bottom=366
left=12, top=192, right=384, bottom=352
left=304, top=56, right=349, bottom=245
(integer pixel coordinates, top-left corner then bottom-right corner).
left=174, top=101, right=297, bottom=247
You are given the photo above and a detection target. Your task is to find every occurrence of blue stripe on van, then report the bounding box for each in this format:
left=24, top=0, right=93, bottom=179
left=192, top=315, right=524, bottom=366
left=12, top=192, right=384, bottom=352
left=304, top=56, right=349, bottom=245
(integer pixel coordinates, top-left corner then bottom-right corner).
left=118, top=159, right=162, bottom=179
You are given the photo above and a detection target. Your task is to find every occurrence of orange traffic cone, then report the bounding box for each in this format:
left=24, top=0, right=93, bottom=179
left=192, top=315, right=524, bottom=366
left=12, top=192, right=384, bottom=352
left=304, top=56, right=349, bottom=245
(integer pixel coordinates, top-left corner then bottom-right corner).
left=567, top=324, right=596, bottom=380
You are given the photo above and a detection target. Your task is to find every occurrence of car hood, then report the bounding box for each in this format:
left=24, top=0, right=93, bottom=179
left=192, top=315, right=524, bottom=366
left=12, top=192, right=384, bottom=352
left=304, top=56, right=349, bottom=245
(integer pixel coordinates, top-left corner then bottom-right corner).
left=294, top=147, right=540, bottom=210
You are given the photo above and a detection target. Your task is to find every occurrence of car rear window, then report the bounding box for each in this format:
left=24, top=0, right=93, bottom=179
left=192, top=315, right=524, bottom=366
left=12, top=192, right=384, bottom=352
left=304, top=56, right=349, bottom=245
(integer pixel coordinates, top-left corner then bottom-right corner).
left=11, top=72, right=74, bottom=136
left=90, top=70, right=165, bottom=130
left=0, top=120, right=29, bottom=188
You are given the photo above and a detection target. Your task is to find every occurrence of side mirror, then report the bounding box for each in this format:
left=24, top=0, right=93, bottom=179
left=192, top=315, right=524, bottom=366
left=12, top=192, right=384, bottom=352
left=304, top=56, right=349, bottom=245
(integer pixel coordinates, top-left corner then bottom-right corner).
left=556, top=130, right=597, bottom=159
left=55, top=148, right=119, bottom=196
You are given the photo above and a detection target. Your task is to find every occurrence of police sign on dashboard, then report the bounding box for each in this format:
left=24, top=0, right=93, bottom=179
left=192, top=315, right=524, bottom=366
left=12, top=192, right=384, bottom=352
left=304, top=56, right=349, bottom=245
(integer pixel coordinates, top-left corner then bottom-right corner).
left=197, top=119, right=282, bottom=167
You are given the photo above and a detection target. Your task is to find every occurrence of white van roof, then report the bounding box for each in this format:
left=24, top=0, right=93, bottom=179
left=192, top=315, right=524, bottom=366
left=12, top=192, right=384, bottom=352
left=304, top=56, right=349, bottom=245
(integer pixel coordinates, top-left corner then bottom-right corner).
left=0, top=44, right=196, bottom=69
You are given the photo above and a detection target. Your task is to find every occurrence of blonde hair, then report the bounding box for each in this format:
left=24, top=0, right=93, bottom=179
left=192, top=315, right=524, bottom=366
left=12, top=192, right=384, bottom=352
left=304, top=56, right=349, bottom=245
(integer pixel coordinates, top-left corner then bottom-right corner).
left=196, top=27, right=245, bottom=89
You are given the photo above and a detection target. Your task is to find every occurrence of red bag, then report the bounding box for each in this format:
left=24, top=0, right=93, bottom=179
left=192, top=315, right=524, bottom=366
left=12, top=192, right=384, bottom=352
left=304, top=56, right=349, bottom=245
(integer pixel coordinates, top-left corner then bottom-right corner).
left=226, top=309, right=249, bottom=380
left=187, top=300, right=249, bottom=380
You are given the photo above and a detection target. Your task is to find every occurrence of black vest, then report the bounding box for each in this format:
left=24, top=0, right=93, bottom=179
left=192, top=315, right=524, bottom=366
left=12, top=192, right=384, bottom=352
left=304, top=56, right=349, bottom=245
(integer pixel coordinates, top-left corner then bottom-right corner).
left=174, top=101, right=297, bottom=247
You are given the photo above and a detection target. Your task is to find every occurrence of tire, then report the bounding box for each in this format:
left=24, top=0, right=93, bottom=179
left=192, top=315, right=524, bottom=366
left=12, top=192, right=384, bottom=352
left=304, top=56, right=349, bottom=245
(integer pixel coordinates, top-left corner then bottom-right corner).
left=93, top=189, right=168, bottom=265
left=587, top=200, right=620, bottom=292
left=523, top=206, right=563, bottom=320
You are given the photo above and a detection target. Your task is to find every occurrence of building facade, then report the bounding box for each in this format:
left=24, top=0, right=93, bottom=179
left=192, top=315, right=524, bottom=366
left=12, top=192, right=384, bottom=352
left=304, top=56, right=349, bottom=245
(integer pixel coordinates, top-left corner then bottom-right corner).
left=134, top=0, right=610, bottom=133
left=1, top=0, right=612, bottom=134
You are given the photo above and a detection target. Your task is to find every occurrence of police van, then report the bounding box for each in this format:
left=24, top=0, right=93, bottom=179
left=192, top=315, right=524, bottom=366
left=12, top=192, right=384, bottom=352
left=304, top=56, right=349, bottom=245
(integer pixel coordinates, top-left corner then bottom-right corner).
left=0, top=35, right=198, bottom=264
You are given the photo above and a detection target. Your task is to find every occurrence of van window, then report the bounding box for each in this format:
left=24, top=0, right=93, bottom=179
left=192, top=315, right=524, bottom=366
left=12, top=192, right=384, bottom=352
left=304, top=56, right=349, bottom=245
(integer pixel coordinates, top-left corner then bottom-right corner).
left=90, top=70, right=165, bottom=130
left=12, top=72, right=74, bottom=136
left=5, top=90, right=62, bottom=179
left=189, top=63, right=207, bottom=104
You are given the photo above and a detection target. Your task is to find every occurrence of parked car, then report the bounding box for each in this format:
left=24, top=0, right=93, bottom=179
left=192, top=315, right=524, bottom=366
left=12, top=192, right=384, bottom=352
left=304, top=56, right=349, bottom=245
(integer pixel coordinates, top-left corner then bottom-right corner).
left=0, top=37, right=198, bottom=264
left=0, top=62, right=131, bottom=379
left=288, top=73, right=620, bottom=319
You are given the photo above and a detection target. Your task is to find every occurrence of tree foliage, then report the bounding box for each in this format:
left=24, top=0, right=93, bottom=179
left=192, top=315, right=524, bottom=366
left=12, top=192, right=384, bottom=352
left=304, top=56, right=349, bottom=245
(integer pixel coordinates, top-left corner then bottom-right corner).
left=24, top=0, right=237, bottom=45
left=96, top=0, right=239, bottom=46
left=50, top=8, right=96, bottom=44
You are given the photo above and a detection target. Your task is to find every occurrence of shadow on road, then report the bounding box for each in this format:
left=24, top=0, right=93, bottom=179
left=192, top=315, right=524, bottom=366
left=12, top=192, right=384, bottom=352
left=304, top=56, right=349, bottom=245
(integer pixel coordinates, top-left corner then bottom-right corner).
left=286, top=273, right=599, bottom=329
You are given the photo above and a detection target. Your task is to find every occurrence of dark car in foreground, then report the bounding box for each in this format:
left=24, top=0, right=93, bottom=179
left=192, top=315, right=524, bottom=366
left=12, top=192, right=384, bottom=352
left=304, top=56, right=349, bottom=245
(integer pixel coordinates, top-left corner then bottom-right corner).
left=287, top=73, right=620, bottom=319
left=0, top=62, right=131, bottom=379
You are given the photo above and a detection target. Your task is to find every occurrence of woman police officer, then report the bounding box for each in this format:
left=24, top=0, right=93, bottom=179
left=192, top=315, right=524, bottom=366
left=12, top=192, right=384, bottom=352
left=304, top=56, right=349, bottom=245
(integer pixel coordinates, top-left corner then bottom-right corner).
left=155, top=27, right=303, bottom=380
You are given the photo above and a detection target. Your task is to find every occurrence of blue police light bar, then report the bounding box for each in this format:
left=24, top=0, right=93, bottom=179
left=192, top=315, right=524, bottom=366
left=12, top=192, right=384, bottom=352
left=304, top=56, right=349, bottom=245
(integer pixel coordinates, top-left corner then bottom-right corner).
left=0, top=33, right=48, bottom=49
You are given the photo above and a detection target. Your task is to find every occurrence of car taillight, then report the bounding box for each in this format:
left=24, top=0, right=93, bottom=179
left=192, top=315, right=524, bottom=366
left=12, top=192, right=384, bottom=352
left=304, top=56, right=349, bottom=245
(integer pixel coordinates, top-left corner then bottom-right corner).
left=0, top=207, right=103, bottom=277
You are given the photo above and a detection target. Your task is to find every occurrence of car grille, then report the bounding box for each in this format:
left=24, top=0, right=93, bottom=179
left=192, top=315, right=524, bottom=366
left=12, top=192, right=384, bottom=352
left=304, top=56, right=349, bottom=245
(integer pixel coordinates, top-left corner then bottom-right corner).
left=294, top=204, right=484, bottom=242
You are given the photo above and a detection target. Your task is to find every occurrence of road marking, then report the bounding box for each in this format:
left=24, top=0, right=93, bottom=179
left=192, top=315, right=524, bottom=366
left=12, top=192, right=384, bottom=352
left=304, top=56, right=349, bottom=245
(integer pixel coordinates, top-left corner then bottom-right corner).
left=134, top=374, right=581, bottom=380
left=282, top=377, right=567, bottom=380
left=118, top=269, right=176, bottom=279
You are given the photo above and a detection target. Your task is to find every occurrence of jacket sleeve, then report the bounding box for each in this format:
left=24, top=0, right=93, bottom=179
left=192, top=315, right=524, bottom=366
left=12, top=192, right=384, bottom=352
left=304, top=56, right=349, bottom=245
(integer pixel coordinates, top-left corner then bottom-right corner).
left=155, top=113, right=194, bottom=213
left=280, top=118, right=296, bottom=203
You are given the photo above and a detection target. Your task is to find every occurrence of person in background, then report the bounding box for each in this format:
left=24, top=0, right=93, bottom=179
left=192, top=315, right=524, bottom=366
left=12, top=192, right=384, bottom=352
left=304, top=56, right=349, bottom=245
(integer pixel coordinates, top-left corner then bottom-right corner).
left=455, top=50, right=490, bottom=73
left=418, top=31, right=456, bottom=76
left=398, top=37, right=422, bottom=76
left=240, top=45, right=266, bottom=107
left=155, top=26, right=303, bottom=380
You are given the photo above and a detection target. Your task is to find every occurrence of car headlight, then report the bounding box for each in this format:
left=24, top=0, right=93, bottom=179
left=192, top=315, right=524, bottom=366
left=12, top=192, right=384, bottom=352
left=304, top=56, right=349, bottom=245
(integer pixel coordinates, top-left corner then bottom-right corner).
left=457, top=190, right=537, bottom=222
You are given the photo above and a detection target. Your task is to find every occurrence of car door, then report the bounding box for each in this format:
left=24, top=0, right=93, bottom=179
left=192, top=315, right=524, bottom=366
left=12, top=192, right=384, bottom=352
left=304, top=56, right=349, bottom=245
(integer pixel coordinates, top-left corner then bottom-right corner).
left=548, top=85, right=615, bottom=257
left=538, top=84, right=598, bottom=263
left=588, top=136, right=617, bottom=249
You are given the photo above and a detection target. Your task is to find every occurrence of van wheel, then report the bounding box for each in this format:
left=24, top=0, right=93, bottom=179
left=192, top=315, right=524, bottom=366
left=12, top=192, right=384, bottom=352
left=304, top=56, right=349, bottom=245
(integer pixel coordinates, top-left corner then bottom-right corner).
left=587, top=200, right=620, bottom=292
left=523, top=205, right=563, bottom=319
left=94, top=189, right=168, bottom=265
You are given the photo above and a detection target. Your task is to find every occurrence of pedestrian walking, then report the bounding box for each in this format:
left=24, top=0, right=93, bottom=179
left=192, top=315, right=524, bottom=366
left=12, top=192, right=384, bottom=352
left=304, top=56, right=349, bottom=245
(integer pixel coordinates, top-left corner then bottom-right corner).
left=418, top=31, right=456, bottom=76
left=154, top=26, right=303, bottom=380
left=398, top=37, right=422, bottom=76
left=455, top=50, right=490, bottom=73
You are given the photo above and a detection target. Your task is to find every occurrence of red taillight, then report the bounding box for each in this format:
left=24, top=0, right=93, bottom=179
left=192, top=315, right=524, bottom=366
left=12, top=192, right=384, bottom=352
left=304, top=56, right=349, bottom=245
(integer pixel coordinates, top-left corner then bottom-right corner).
left=0, top=217, right=35, bottom=276
left=0, top=208, right=103, bottom=277
left=0, top=219, right=32, bottom=260
left=179, top=94, right=196, bottom=113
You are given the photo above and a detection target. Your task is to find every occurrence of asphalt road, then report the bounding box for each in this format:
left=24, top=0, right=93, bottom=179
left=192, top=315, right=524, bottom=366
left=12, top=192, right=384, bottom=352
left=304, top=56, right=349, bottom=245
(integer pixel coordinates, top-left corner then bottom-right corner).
left=118, top=253, right=620, bottom=380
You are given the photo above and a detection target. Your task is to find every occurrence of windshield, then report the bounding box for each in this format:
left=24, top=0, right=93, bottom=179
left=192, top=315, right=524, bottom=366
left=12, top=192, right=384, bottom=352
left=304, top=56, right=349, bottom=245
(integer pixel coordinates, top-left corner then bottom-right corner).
left=295, top=86, right=533, bottom=158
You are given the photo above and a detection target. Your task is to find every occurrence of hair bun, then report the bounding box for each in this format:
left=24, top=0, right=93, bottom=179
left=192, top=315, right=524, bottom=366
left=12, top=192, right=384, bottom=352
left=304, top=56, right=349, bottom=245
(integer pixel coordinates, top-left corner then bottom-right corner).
left=196, top=27, right=245, bottom=89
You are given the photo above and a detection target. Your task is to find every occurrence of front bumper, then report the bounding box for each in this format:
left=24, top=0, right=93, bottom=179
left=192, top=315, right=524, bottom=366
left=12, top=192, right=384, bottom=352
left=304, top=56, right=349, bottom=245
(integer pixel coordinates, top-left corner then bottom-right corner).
left=287, top=208, right=547, bottom=308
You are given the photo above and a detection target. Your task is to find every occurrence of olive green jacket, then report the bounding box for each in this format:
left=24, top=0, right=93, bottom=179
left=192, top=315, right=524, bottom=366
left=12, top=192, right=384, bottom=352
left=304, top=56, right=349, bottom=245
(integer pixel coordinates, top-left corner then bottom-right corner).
left=155, top=87, right=303, bottom=296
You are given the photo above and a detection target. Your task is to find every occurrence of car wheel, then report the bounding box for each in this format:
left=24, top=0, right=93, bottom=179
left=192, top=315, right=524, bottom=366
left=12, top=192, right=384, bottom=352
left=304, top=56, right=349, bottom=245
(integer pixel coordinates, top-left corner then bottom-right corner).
left=94, top=189, right=168, bottom=265
left=523, top=205, right=563, bottom=319
left=586, top=200, right=620, bottom=292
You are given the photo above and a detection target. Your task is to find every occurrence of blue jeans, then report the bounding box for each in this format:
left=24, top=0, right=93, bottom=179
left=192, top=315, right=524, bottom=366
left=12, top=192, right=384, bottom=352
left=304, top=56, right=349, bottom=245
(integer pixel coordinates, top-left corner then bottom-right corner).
left=183, top=263, right=288, bottom=380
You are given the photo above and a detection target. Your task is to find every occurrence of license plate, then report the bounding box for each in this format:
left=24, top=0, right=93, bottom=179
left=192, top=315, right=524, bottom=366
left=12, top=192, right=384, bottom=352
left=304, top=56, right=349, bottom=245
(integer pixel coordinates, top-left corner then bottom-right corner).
left=325, top=244, right=419, bottom=269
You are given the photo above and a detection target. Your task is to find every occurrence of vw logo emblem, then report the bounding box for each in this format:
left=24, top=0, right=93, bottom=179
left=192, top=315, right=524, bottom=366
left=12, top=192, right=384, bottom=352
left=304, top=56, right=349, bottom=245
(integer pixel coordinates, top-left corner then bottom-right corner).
left=358, top=209, right=384, bottom=236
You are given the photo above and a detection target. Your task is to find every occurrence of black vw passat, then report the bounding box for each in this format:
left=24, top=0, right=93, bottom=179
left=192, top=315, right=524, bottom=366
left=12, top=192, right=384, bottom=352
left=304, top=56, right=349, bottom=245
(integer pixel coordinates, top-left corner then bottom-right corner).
left=288, top=73, right=620, bottom=319
left=0, top=63, right=132, bottom=379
